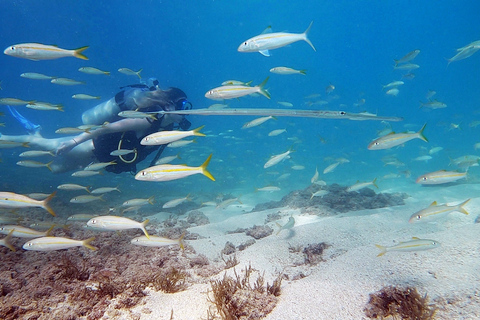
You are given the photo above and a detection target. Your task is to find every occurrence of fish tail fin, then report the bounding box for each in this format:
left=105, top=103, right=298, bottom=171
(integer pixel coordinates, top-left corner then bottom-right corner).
left=186, top=193, right=192, bottom=201
left=136, top=68, right=143, bottom=79
left=42, top=191, right=57, bottom=216
left=375, top=244, right=387, bottom=257
left=104, top=71, right=111, bottom=76
left=372, top=178, right=378, bottom=188
left=22, top=142, right=30, bottom=148
left=299, top=69, right=307, bottom=75
left=86, top=186, right=91, bottom=193
left=73, top=46, right=89, bottom=60
left=458, top=199, right=471, bottom=215
left=275, top=222, right=282, bottom=235
left=257, top=77, right=271, bottom=99
left=393, top=59, right=399, bottom=66
left=148, top=195, right=155, bottom=205
left=4, top=230, right=16, bottom=252
left=142, top=219, right=150, bottom=239
left=82, top=237, right=97, bottom=250
left=45, top=225, right=55, bottom=236
left=303, top=21, right=316, bottom=52
left=46, top=160, right=53, bottom=172
left=417, top=123, right=428, bottom=142
left=178, top=232, right=186, bottom=250
left=310, top=192, right=314, bottom=200
left=193, top=125, right=206, bottom=137
left=200, top=154, right=215, bottom=181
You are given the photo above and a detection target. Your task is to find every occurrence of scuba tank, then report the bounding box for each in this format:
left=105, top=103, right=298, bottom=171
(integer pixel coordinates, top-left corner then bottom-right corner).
left=81, top=97, right=121, bottom=125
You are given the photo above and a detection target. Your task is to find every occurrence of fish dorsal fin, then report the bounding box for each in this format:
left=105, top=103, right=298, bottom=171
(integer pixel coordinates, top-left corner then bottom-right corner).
left=386, top=131, right=396, bottom=135
left=261, top=26, right=272, bottom=34
left=429, top=201, right=437, bottom=206
left=411, top=237, right=420, bottom=240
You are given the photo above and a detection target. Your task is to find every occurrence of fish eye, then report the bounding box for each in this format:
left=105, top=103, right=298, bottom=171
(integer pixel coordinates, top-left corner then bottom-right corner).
left=422, top=177, right=427, bottom=181
left=141, top=171, right=147, bottom=176
left=11, top=46, right=15, bottom=50
left=340, top=111, right=346, bottom=115
left=27, top=243, right=33, bottom=247
left=244, top=42, right=247, bottom=45
left=91, top=219, right=97, bottom=224
left=416, top=215, right=421, bottom=220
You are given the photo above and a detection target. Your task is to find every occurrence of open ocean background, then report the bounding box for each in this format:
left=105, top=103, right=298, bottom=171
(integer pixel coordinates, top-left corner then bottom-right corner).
left=1, top=0, right=480, bottom=203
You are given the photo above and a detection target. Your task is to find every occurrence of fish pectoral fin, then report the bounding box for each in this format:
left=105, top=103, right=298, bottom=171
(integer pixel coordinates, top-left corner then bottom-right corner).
left=259, top=50, right=270, bottom=57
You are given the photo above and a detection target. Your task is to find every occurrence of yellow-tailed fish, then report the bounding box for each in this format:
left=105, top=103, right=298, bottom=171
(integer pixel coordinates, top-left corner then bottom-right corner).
left=205, top=77, right=270, bottom=100
left=27, top=102, right=64, bottom=112
left=78, top=67, right=110, bottom=75
left=162, top=195, right=191, bottom=209
left=118, top=68, right=143, bottom=78
left=216, top=196, right=242, bottom=209
left=136, top=154, right=215, bottom=182
left=87, top=215, right=150, bottom=239
left=118, top=110, right=156, bottom=120
left=242, top=116, right=276, bottom=129
left=447, top=46, right=480, bottom=66
left=310, top=189, right=328, bottom=199
left=20, top=72, right=55, bottom=80
left=264, top=148, right=293, bottom=169
left=4, top=43, right=88, bottom=60
left=19, top=150, right=55, bottom=157
left=393, top=63, right=420, bottom=70
left=55, top=127, right=90, bottom=134
left=0, top=140, right=30, bottom=149
left=70, top=195, right=104, bottom=204
left=90, top=187, right=120, bottom=194
left=255, top=186, right=281, bottom=192
left=409, top=199, right=470, bottom=223
left=131, top=233, right=185, bottom=250
left=323, top=162, right=340, bottom=174
left=0, top=98, right=35, bottom=106
left=57, top=183, right=90, bottom=192
left=51, top=78, right=85, bottom=86
left=277, top=101, right=293, bottom=107
left=23, top=236, right=97, bottom=251
left=0, top=225, right=54, bottom=238
left=268, top=129, right=287, bottom=136
left=376, top=237, right=440, bottom=257
left=110, top=149, right=136, bottom=156
left=221, top=80, right=252, bottom=86
left=238, top=22, right=315, bottom=56
left=72, top=94, right=101, bottom=100
left=16, top=160, right=53, bottom=171
left=0, top=230, right=15, bottom=251
left=276, top=216, right=295, bottom=235
left=84, top=161, right=116, bottom=171
left=394, top=49, right=420, bottom=66
left=382, top=81, right=404, bottom=89
left=166, top=138, right=197, bottom=148
left=155, top=154, right=181, bottom=165
left=141, top=125, right=205, bottom=145
left=311, top=167, right=319, bottom=183
left=122, top=196, right=155, bottom=207
left=0, top=191, right=56, bottom=216
left=67, top=214, right=96, bottom=221
left=346, top=178, right=378, bottom=192
left=416, top=170, right=467, bottom=185
left=270, top=67, right=306, bottom=75
left=368, top=124, right=427, bottom=150
left=71, top=170, right=102, bottom=177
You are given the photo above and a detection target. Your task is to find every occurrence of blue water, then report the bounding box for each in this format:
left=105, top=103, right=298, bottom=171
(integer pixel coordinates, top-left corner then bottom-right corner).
left=0, top=1, right=479, bottom=197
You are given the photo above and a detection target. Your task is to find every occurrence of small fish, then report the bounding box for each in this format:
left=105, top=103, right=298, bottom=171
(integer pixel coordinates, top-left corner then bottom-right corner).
left=325, top=84, right=335, bottom=94
left=376, top=237, right=440, bottom=257
left=20, top=72, right=55, bottom=80
left=0, top=191, right=56, bottom=216
left=118, top=68, right=143, bottom=78
left=323, top=162, right=340, bottom=174
left=310, top=189, right=328, bottom=199
left=162, top=195, right=191, bottom=209
left=19, top=150, right=55, bottom=157
left=428, top=147, right=443, bottom=155
left=277, top=101, right=293, bottom=107
left=268, top=129, right=287, bottom=137
left=208, top=103, right=229, bottom=110
left=368, top=124, right=427, bottom=150
left=447, top=46, right=480, bottom=66
left=238, top=22, right=315, bottom=56
left=420, top=100, right=447, bottom=109
left=51, top=78, right=85, bottom=86
left=72, top=94, right=101, bottom=100
left=118, top=110, right=156, bottom=120
left=255, top=186, right=281, bottom=192
left=131, top=233, right=185, bottom=250
left=264, top=148, right=293, bottom=169
left=155, top=154, right=181, bottom=165
left=270, top=67, right=306, bottom=75
left=55, top=127, right=90, bottom=134
left=23, top=236, right=97, bottom=251
left=57, top=184, right=90, bottom=192
left=216, top=197, right=242, bottom=209
left=135, top=154, right=215, bottom=182
left=90, top=187, right=120, bottom=194
left=276, top=216, right=295, bottom=235
left=426, top=90, right=437, bottom=100
left=71, top=170, right=102, bottom=177
left=166, top=139, right=197, bottom=148
left=78, top=67, right=110, bottom=75
left=70, top=195, right=104, bottom=204
left=393, top=63, right=420, bottom=70
left=346, top=178, right=378, bottom=192
left=17, top=160, right=53, bottom=171
left=4, top=43, right=88, bottom=60
left=141, top=125, right=206, bottom=145
left=385, top=88, right=399, bottom=96
left=0, top=230, right=15, bottom=251
left=0, top=225, right=54, bottom=238
left=84, top=161, right=116, bottom=171
left=413, top=155, right=433, bottom=162
left=242, top=116, right=276, bottom=129
left=311, top=167, right=319, bottom=184
left=27, top=102, right=64, bottom=112
left=87, top=215, right=150, bottom=238
left=122, top=196, right=155, bottom=207
left=221, top=80, right=252, bottom=86
left=0, top=98, right=35, bottom=106
left=382, top=81, right=404, bottom=89
left=409, top=199, right=470, bottom=223
left=416, top=170, right=467, bottom=185
left=291, top=165, right=305, bottom=170
left=0, top=140, right=30, bottom=149
left=394, top=49, right=420, bottom=66
left=110, top=149, right=136, bottom=156
left=205, top=77, right=270, bottom=100
left=67, top=214, right=96, bottom=221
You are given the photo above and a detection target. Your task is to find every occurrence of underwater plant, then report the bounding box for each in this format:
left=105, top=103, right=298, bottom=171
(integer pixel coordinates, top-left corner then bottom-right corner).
left=151, top=267, right=189, bottom=293
left=364, top=286, right=436, bottom=320
left=208, top=265, right=282, bottom=320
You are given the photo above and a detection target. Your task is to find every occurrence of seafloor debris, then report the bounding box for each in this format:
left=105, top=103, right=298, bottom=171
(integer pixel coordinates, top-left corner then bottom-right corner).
left=252, top=183, right=408, bottom=213
left=245, top=225, right=273, bottom=239
left=364, top=286, right=436, bottom=320
left=302, top=242, right=330, bottom=265
left=208, top=265, right=283, bottom=320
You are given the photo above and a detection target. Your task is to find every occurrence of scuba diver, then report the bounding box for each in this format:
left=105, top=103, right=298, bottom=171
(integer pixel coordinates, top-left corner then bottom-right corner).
left=0, top=79, right=193, bottom=174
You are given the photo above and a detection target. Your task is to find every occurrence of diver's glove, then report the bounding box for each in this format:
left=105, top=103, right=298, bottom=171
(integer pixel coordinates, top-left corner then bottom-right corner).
left=179, top=118, right=191, bottom=130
